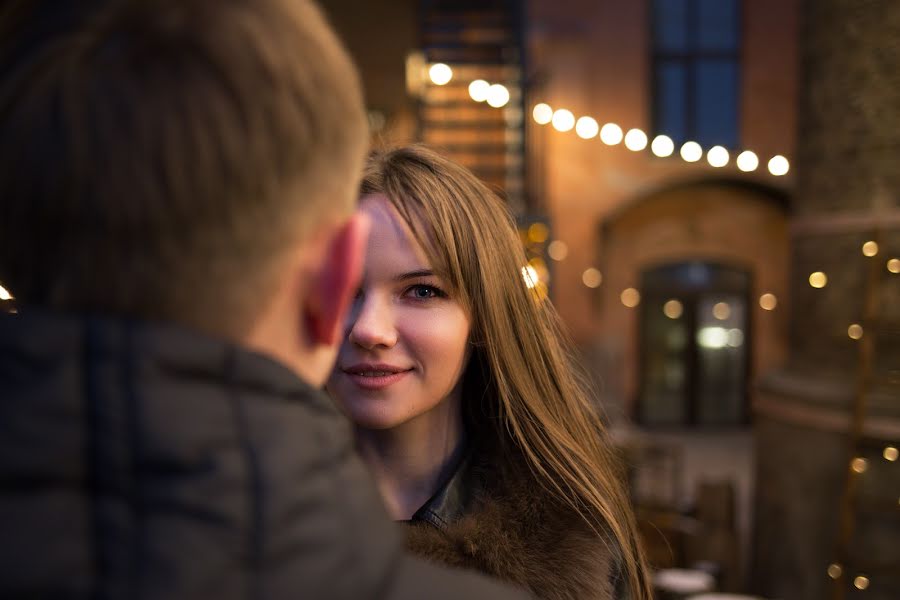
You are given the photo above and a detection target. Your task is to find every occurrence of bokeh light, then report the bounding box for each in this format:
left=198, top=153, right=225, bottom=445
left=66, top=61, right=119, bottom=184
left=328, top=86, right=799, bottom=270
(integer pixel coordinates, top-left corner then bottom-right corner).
left=582, top=268, right=603, bottom=289
left=469, top=79, right=490, bottom=102
left=848, top=324, right=864, bottom=340
left=759, top=293, right=777, bottom=310
left=429, top=63, right=452, bottom=85
left=624, top=128, right=648, bottom=151
left=575, top=116, right=600, bottom=139
left=862, top=241, right=878, bottom=257
left=486, top=83, right=510, bottom=108
left=809, top=272, right=827, bottom=288
left=621, top=287, right=640, bottom=307
left=680, top=141, right=702, bottom=162
left=600, top=123, right=624, bottom=145
left=651, top=135, right=675, bottom=157
left=736, top=150, right=759, bottom=172
left=768, top=155, right=790, bottom=176
left=548, top=240, right=569, bottom=261
left=707, top=145, right=729, bottom=168
left=552, top=109, right=575, bottom=132
left=663, top=299, right=683, bottom=319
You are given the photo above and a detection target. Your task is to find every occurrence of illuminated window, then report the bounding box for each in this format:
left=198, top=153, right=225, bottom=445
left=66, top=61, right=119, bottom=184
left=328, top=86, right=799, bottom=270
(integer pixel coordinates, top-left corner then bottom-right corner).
left=651, top=0, right=741, bottom=149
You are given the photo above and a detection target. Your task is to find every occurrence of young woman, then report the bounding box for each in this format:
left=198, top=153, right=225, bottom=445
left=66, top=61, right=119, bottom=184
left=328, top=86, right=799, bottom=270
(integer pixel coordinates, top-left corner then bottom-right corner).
left=327, top=145, right=650, bottom=600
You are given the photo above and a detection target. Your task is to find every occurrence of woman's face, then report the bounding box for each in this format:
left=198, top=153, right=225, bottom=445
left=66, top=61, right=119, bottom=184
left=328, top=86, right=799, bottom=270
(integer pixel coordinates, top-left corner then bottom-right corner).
left=327, top=194, right=471, bottom=430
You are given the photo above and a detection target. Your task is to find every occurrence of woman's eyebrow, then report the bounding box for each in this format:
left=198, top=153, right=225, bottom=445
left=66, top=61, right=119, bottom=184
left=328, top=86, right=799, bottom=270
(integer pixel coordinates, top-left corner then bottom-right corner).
left=393, top=269, right=435, bottom=282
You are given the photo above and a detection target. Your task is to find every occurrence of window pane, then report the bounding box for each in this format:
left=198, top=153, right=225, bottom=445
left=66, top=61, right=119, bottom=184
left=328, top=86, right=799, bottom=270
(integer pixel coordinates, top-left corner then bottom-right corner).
left=640, top=296, right=690, bottom=425
left=697, top=0, right=739, bottom=51
left=653, top=0, right=688, bottom=52
left=655, top=60, right=687, bottom=142
left=695, top=294, right=746, bottom=425
left=693, top=59, right=738, bottom=148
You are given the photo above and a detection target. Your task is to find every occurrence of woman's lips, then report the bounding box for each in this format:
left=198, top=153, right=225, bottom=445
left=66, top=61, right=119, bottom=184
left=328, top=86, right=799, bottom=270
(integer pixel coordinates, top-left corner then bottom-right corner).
left=342, top=365, right=413, bottom=390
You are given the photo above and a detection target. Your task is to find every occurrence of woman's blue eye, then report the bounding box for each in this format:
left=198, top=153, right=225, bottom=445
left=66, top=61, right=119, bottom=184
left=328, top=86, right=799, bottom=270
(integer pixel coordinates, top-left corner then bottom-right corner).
left=408, top=285, right=442, bottom=299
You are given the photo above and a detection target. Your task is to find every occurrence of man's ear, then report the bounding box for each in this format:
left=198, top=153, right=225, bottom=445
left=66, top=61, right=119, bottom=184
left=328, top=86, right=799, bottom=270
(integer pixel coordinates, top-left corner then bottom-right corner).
left=305, top=211, right=370, bottom=346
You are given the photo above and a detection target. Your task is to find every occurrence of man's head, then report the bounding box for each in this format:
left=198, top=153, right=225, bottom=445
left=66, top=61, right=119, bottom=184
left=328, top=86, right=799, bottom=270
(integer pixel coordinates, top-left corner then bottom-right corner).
left=0, top=0, right=369, bottom=384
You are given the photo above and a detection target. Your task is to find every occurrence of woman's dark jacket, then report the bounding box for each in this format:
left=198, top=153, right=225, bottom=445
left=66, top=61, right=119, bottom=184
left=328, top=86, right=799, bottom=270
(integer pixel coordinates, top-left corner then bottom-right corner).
left=405, top=447, right=625, bottom=600
left=0, top=311, right=527, bottom=600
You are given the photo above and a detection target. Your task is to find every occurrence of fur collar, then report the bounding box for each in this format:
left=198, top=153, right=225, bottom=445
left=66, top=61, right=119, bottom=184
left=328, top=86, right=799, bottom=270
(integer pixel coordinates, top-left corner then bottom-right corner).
left=404, top=449, right=622, bottom=599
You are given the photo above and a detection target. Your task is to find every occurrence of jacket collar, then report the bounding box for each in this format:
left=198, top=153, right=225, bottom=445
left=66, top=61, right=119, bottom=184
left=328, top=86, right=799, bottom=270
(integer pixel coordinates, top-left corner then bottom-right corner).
left=409, top=448, right=476, bottom=531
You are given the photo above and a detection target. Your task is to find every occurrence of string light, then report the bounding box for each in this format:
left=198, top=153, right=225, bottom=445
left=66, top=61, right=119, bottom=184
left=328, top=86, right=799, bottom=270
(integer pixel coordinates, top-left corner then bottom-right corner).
left=651, top=135, right=674, bottom=157
left=600, top=123, right=624, bottom=145
left=621, top=287, right=640, bottom=308
left=888, top=258, right=900, bottom=273
left=624, top=128, right=648, bottom=151
left=663, top=299, right=683, bottom=319
left=548, top=240, right=569, bottom=261
left=768, top=155, right=790, bottom=176
left=884, top=446, right=899, bottom=462
left=429, top=63, right=452, bottom=85
left=575, top=116, right=600, bottom=139
left=759, top=293, right=777, bottom=310
left=736, top=150, right=759, bottom=172
left=680, top=141, right=702, bottom=162
left=707, top=145, right=730, bottom=168
left=848, top=324, right=864, bottom=340
left=582, top=268, right=603, bottom=288
left=827, top=564, right=842, bottom=579
left=532, top=102, right=553, bottom=124
left=486, top=83, right=510, bottom=108
left=809, top=272, right=828, bottom=288
left=851, top=457, right=868, bottom=473
left=854, top=576, right=869, bottom=590
left=551, top=109, right=575, bottom=132
left=458, top=79, right=792, bottom=175
left=469, top=79, right=490, bottom=102
left=862, top=241, right=878, bottom=257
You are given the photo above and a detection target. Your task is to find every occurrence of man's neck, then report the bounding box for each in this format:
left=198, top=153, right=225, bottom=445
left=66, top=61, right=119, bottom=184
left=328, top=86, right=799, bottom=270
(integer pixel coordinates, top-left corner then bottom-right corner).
left=355, top=397, right=464, bottom=520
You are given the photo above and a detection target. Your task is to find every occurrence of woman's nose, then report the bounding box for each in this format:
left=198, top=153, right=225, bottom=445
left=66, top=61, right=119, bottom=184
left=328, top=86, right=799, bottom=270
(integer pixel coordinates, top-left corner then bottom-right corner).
left=347, top=293, right=398, bottom=349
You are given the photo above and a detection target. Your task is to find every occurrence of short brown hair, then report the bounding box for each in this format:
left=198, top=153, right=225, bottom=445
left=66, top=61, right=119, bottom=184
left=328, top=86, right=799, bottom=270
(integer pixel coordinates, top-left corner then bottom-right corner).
left=0, top=0, right=367, bottom=336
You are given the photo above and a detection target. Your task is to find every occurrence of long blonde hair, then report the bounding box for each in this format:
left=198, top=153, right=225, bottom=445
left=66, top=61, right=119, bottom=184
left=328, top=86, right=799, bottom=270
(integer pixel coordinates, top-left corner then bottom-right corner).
left=361, top=145, right=651, bottom=600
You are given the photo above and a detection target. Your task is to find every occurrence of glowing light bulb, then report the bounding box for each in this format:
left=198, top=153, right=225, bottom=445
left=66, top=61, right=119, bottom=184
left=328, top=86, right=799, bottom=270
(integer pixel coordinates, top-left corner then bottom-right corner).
left=651, top=135, right=675, bottom=157
left=888, top=258, right=900, bottom=273
left=680, top=141, right=702, bottom=162
left=582, top=268, right=602, bottom=288
left=707, top=145, right=729, bottom=168
left=429, top=63, right=452, bottom=85
left=768, top=155, right=790, bottom=176
left=809, top=272, right=827, bottom=288
left=575, top=116, right=599, bottom=139
left=532, top=102, right=553, bottom=124
left=548, top=241, right=568, bottom=261
left=0, top=284, right=11, bottom=301
left=736, top=150, right=759, bottom=172
left=663, top=300, right=683, bottom=319
left=469, top=79, right=490, bottom=102
left=759, top=293, right=777, bottom=310
left=599, top=123, right=623, bottom=145
left=486, top=84, right=510, bottom=108
left=551, top=109, right=575, bottom=132
left=713, top=302, right=731, bottom=320
left=624, top=128, right=648, bottom=151
left=621, top=288, right=640, bottom=308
